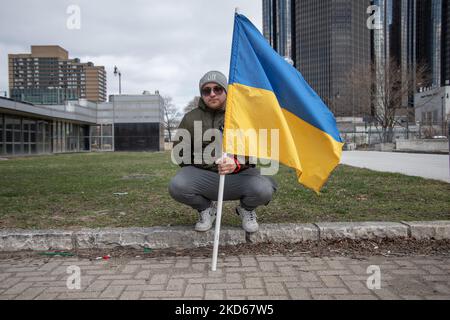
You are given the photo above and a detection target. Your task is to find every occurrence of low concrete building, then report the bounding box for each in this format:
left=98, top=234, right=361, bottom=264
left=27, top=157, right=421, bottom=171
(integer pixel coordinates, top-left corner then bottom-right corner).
left=0, top=92, right=164, bottom=156
left=98, top=94, right=164, bottom=152
left=415, top=86, right=450, bottom=135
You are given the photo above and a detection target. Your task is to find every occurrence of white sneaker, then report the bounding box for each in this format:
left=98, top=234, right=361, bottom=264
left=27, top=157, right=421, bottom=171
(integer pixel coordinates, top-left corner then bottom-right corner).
left=195, top=202, right=217, bottom=232
left=236, top=206, right=259, bottom=233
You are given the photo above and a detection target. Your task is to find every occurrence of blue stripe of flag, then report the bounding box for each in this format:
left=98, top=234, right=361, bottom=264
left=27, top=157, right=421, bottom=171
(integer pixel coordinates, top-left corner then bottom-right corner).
left=228, top=14, right=342, bottom=143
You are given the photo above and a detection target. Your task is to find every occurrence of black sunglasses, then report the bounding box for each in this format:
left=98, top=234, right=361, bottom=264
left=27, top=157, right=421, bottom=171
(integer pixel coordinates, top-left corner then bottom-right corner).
left=201, top=86, right=224, bottom=96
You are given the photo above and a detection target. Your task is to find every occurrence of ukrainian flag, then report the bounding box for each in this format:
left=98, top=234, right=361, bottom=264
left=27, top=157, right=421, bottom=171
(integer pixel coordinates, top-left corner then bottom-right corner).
left=224, top=13, right=344, bottom=193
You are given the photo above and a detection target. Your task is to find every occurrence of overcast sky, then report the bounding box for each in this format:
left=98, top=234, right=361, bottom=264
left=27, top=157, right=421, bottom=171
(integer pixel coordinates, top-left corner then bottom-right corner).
left=0, top=0, right=262, bottom=110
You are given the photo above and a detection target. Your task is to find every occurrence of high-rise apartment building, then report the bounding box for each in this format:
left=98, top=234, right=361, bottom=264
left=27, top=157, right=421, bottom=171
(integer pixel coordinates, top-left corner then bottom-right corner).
left=8, top=45, right=106, bottom=104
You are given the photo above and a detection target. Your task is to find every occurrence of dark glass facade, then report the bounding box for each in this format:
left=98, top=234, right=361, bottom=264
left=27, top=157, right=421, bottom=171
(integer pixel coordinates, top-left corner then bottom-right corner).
left=293, top=0, right=371, bottom=117
left=371, top=0, right=417, bottom=113
left=404, top=0, right=418, bottom=106
left=0, top=113, right=90, bottom=156
left=0, top=115, right=164, bottom=155
left=431, top=0, right=443, bottom=87
left=417, top=0, right=432, bottom=85
left=416, top=0, right=448, bottom=87
left=114, top=123, right=164, bottom=152
left=262, top=0, right=448, bottom=119
left=11, top=88, right=80, bottom=105
left=443, top=0, right=450, bottom=85
left=263, top=0, right=275, bottom=47
left=263, top=0, right=296, bottom=62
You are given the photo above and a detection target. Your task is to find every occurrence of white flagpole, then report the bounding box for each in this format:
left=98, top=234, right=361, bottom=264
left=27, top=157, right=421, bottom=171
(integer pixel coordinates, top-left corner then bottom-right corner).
left=211, top=161, right=226, bottom=271
left=211, top=7, right=240, bottom=272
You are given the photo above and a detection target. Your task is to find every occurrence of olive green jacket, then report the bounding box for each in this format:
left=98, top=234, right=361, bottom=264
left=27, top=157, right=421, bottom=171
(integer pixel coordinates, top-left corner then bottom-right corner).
left=173, top=98, right=252, bottom=173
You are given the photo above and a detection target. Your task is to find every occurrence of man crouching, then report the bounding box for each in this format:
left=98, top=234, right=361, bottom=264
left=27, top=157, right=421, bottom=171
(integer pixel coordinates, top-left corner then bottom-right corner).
left=168, top=70, right=277, bottom=233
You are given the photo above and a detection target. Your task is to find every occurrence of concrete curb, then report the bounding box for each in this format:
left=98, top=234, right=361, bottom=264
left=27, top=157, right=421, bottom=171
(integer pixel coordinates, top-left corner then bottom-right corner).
left=402, top=221, right=450, bottom=240
left=315, top=222, right=409, bottom=240
left=0, top=221, right=449, bottom=252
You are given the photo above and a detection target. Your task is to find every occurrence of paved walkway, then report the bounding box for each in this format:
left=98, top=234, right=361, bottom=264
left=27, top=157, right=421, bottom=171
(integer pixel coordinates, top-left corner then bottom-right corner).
left=1, top=254, right=449, bottom=300
left=341, top=151, right=450, bottom=183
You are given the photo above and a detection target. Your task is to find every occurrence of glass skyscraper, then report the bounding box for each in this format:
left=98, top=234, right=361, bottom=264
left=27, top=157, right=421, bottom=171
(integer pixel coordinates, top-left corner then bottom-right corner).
left=371, top=0, right=417, bottom=109
left=262, top=0, right=448, bottom=117
left=441, top=0, right=449, bottom=85
left=262, top=0, right=295, bottom=63
left=417, top=0, right=449, bottom=87
left=264, top=0, right=371, bottom=117
left=431, top=0, right=443, bottom=87
left=416, top=0, right=432, bottom=79
left=293, top=0, right=371, bottom=117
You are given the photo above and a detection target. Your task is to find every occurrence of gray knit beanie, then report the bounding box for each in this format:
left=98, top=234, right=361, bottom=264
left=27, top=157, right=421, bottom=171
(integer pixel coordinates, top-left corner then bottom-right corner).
left=199, top=71, right=228, bottom=94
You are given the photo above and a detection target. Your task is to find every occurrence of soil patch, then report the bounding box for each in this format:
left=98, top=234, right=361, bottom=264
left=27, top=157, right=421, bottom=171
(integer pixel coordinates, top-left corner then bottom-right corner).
left=1, top=238, right=449, bottom=261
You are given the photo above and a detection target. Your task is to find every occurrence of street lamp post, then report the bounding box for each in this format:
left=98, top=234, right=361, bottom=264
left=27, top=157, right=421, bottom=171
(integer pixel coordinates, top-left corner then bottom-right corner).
left=417, top=121, right=421, bottom=139
left=112, top=65, right=122, bottom=152
left=447, top=113, right=450, bottom=180
left=442, top=92, right=449, bottom=138
left=442, top=96, right=445, bottom=137
left=114, top=66, right=122, bottom=95
left=112, top=97, right=115, bottom=152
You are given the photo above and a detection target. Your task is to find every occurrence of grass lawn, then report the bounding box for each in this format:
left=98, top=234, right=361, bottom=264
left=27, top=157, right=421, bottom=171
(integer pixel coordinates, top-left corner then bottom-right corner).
left=0, top=151, right=449, bottom=230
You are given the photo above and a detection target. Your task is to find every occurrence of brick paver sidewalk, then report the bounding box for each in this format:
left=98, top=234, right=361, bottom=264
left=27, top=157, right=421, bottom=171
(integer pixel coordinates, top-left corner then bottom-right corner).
left=1, top=254, right=449, bottom=300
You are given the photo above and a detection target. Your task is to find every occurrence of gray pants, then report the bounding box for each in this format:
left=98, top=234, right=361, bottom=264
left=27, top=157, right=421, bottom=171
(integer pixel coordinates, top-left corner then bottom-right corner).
left=168, top=166, right=278, bottom=212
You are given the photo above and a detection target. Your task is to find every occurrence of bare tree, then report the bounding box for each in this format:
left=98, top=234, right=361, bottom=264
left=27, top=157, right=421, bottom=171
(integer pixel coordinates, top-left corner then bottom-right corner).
left=162, top=96, right=182, bottom=142
left=342, top=59, right=430, bottom=143
left=184, top=96, right=200, bottom=113
left=334, top=64, right=373, bottom=118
